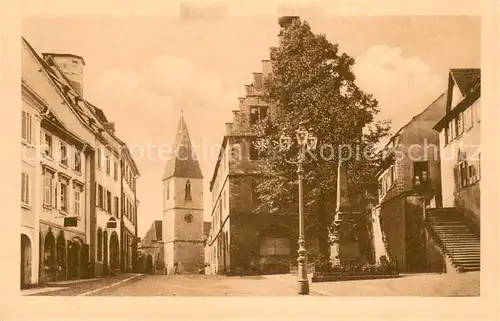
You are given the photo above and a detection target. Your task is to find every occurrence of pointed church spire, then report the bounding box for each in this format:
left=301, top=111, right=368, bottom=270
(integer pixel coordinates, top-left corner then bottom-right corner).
left=163, top=113, right=203, bottom=180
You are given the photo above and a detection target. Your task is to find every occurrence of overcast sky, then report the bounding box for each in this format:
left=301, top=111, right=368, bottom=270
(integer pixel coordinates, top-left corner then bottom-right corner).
left=22, top=14, right=480, bottom=236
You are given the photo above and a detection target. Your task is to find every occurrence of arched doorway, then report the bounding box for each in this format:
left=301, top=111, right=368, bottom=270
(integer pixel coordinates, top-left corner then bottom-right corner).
left=56, top=233, right=66, bottom=281
left=109, top=232, right=119, bottom=272
left=67, top=237, right=83, bottom=280
left=146, top=255, right=154, bottom=274
left=258, top=225, right=294, bottom=274
left=43, top=232, right=56, bottom=282
left=103, top=231, right=108, bottom=275
left=20, top=234, right=32, bottom=288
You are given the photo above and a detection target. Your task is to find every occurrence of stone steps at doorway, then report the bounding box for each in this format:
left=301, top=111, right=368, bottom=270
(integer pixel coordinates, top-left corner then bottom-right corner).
left=426, top=208, right=480, bottom=273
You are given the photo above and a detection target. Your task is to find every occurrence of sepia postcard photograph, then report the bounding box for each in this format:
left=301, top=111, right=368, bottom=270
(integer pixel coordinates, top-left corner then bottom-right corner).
left=2, top=0, right=499, bottom=320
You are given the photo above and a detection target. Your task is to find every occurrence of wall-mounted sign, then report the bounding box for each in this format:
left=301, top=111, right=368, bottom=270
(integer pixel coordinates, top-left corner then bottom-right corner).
left=64, top=216, right=78, bottom=227
left=107, top=217, right=117, bottom=228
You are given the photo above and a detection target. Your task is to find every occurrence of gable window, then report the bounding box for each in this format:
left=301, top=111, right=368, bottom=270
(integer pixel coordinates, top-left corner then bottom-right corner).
left=21, top=172, right=29, bottom=205
left=42, top=132, right=53, bottom=158
left=21, top=111, right=32, bottom=144
left=97, top=148, right=102, bottom=169
left=60, top=142, right=68, bottom=166
left=249, top=106, right=268, bottom=125
left=185, top=180, right=192, bottom=201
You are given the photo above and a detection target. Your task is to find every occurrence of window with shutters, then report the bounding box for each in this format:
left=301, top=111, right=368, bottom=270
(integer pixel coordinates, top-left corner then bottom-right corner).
left=97, top=184, right=104, bottom=209
left=43, top=169, right=54, bottom=207
left=60, top=180, right=69, bottom=213
left=21, top=172, right=29, bottom=205
left=114, top=196, right=119, bottom=216
left=60, top=142, right=68, bottom=166
left=457, top=112, right=464, bottom=136
left=105, top=155, right=111, bottom=175
left=42, top=132, right=53, bottom=158
left=74, top=149, right=82, bottom=173
left=113, top=162, right=118, bottom=181
left=107, top=191, right=112, bottom=212
left=74, top=189, right=81, bottom=216
left=97, top=148, right=102, bottom=169
left=21, top=111, right=32, bottom=144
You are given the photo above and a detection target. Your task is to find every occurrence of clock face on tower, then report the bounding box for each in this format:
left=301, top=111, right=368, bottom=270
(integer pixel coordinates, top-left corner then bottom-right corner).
left=184, top=213, right=193, bottom=223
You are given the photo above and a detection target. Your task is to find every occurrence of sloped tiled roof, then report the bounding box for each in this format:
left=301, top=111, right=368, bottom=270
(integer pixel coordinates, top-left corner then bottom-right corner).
left=162, top=114, right=203, bottom=180
left=450, top=68, right=481, bottom=96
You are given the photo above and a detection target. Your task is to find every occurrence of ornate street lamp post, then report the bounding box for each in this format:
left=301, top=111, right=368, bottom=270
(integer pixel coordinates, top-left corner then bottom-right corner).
left=279, top=122, right=318, bottom=295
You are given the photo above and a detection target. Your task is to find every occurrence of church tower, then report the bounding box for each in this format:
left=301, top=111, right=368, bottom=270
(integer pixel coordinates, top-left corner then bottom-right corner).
left=162, top=113, right=204, bottom=274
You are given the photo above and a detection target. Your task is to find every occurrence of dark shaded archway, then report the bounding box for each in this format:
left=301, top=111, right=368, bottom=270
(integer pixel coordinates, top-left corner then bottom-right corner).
left=43, top=232, right=56, bottom=282
left=20, top=234, right=32, bottom=288
left=146, top=255, right=154, bottom=274
left=109, top=232, right=119, bottom=272
left=67, top=237, right=84, bottom=280
left=56, top=233, right=66, bottom=281
left=103, top=231, right=108, bottom=275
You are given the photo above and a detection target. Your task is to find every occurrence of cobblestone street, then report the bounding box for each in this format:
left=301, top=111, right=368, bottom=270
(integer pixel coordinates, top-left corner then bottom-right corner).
left=23, top=272, right=479, bottom=297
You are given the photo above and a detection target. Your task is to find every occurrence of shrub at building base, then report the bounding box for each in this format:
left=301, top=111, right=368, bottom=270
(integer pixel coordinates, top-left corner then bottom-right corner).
left=311, top=255, right=399, bottom=282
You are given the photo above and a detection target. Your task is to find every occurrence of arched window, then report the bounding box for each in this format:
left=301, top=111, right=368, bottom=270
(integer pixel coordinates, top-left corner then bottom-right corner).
left=185, top=180, right=192, bottom=201
left=97, top=229, right=103, bottom=261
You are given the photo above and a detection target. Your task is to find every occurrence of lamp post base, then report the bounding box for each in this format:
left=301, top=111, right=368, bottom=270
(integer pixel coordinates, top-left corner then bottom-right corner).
left=298, top=280, right=310, bottom=295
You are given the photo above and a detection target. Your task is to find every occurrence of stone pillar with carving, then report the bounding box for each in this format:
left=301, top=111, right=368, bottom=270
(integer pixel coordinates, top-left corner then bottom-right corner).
left=329, top=160, right=364, bottom=266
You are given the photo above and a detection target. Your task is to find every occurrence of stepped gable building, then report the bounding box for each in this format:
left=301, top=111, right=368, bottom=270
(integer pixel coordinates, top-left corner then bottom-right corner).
left=205, top=55, right=326, bottom=275
left=162, top=113, right=205, bottom=275
left=20, top=37, right=140, bottom=288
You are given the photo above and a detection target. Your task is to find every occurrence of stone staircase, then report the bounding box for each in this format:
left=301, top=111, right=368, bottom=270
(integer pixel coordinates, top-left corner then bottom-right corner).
left=426, top=208, right=480, bottom=272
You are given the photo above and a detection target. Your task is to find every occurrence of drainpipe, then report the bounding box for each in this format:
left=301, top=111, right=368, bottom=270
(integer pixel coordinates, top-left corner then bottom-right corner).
left=120, top=158, right=125, bottom=273
left=133, top=174, right=139, bottom=273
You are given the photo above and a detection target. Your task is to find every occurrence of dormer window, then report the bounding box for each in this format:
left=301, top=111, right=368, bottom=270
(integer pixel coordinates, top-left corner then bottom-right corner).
left=185, top=180, right=192, bottom=201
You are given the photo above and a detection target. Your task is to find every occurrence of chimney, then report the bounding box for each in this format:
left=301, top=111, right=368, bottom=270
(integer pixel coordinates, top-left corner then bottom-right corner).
left=43, top=53, right=85, bottom=97
left=261, top=60, right=272, bottom=78
left=253, top=73, right=263, bottom=89
left=225, top=122, right=233, bottom=135
left=104, top=122, right=116, bottom=133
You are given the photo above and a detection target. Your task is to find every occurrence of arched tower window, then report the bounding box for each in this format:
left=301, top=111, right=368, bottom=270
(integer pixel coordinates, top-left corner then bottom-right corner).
left=185, top=180, right=192, bottom=201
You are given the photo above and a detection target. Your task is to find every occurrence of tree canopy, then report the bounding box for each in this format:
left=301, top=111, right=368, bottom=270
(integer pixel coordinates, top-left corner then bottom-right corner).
left=253, top=17, right=391, bottom=223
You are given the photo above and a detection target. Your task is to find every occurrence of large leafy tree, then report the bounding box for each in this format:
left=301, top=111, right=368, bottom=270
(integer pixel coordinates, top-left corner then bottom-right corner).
left=253, top=17, right=390, bottom=229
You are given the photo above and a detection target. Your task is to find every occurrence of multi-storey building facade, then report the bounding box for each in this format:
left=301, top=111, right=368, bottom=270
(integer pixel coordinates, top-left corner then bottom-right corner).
left=433, top=69, right=481, bottom=227
left=373, top=93, right=447, bottom=271
left=121, top=147, right=140, bottom=272
left=206, top=58, right=324, bottom=276
left=21, top=37, right=140, bottom=286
